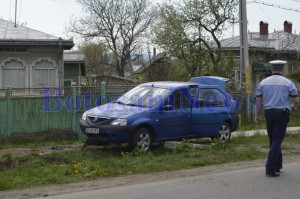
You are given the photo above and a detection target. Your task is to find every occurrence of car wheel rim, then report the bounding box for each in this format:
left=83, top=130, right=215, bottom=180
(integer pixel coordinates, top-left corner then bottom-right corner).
left=219, top=124, right=230, bottom=141
left=136, top=132, right=151, bottom=150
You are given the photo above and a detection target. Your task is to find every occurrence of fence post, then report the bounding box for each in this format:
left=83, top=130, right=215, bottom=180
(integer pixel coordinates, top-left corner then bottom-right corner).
left=5, top=86, right=11, bottom=136
left=72, top=86, right=77, bottom=132
left=100, top=81, right=106, bottom=105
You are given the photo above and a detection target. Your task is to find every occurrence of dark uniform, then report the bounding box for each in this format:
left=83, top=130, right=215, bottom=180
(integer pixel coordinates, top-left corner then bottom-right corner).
left=256, top=60, right=299, bottom=177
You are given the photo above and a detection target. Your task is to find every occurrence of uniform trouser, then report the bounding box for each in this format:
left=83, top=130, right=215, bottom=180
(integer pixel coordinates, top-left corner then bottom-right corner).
left=264, top=109, right=289, bottom=173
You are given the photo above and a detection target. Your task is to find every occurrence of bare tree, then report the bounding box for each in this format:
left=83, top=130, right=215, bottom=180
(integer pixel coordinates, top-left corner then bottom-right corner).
left=78, top=42, right=113, bottom=86
left=69, top=0, right=156, bottom=77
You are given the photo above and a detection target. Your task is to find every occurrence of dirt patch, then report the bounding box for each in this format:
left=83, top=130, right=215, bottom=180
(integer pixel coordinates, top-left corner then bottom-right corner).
left=0, top=144, right=83, bottom=159
left=0, top=130, right=77, bottom=143
left=0, top=158, right=29, bottom=172
left=0, top=158, right=14, bottom=172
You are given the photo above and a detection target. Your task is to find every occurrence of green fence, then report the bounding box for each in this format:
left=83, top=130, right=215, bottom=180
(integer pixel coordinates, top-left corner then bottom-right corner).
left=0, top=84, right=134, bottom=137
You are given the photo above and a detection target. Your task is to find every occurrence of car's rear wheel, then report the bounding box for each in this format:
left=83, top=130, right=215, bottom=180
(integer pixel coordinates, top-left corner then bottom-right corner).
left=130, top=128, right=152, bottom=151
left=218, top=122, right=231, bottom=142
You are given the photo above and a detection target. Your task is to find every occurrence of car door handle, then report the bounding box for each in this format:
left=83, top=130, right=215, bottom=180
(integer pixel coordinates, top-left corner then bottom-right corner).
left=185, top=114, right=191, bottom=117
left=220, top=111, right=228, bottom=114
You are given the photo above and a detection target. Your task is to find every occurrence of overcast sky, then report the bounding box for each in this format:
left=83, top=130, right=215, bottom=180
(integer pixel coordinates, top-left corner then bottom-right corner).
left=1, top=0, right=300, bottom=43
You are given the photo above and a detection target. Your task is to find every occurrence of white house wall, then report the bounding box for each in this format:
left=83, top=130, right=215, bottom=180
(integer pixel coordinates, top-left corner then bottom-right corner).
left=0, top=46, right=62, bottom=89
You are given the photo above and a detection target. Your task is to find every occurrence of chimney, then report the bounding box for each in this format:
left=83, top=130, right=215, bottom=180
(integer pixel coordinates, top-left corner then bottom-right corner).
left=284, top=21, right=292, bottom=33
left=259, top=21, right=268, bottom=35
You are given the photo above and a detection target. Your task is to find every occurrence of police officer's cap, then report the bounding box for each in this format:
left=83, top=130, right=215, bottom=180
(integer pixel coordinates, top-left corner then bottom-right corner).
left=269, top=60, right=287, bottom=68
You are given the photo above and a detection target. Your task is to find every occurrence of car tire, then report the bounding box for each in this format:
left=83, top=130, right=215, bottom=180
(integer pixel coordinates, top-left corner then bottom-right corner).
left=218, top=122, right=232, bottom=142
left=130, top=128, right=152, bottom=151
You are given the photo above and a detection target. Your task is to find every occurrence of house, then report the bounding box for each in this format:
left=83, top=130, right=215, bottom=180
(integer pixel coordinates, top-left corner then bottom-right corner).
left=220, top=20, right=300, bottom=92
left=63, top=51, right=85, bottom=87
left=0, top=19, right=74, bottom=90
left=131, top=52, right=170, bottom=83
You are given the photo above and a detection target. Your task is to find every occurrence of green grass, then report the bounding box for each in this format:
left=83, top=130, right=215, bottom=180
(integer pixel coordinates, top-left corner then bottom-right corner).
left=1, top=134, right=300, bottom=191
left=237, top=107, right=300, bottom=131
left=1, top=109, right=300, bottom=191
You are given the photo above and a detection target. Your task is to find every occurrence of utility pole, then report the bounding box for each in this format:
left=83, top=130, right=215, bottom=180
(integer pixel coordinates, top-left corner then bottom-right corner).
left=14, top=0, right=18, bottom=27
left=239, top=0, right=251, bottom=122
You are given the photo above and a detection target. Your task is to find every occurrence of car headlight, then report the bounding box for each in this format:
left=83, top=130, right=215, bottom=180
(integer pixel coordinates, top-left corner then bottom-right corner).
left=111, top=118, right=127, bottom=126
left=81, top=112, right=87, bottom=121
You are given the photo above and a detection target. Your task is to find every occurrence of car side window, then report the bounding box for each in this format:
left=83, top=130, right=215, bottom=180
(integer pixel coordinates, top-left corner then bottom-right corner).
left=198, top=88, right=225, bottom=108
left=165, top=89, right=191, bottom=110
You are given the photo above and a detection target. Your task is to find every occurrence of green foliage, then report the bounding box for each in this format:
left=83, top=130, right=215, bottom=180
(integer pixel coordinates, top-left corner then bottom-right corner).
left=287, top=69, right=300, bottom=82
left=54, top=160, right=108, bottom=177
left=78, top=42, right=112, bottom=86
left=0, top=181, right=12, bottom=191
left=151, top=0, right=238, bottom=82
left=237, top=107, right=300, bottom=131
left=174, top=140, right=195, bottom=153
left=121, top=148, right=149, bottom=158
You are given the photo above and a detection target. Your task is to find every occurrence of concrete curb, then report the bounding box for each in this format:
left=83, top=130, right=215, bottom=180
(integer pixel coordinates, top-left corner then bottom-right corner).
left=232, top=126, right=300, bottom=137
left=164, top=127, right=300, bottom=150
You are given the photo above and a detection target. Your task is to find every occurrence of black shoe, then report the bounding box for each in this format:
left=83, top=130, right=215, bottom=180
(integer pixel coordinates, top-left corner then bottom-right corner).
left=275, top=169, right=281, bottom=173
left=266, top=172, right=280, bottom=177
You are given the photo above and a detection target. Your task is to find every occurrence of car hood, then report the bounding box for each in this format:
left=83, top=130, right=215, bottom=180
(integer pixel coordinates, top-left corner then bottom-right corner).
left=85, top=102, right=149, bottom=118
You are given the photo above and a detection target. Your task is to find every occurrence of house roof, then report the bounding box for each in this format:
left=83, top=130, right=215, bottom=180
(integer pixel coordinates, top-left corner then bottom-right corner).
left=133, top=52, right=167, bottom=74
left=64, top=51, right=85, bottom=62
left=0, top=19, right=74, bottom=49
left=221, top=31, right=300, bottom=52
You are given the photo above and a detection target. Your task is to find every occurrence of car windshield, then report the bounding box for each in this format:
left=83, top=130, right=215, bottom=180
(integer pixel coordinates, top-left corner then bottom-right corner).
left=115, top=86, right=170, bottom=108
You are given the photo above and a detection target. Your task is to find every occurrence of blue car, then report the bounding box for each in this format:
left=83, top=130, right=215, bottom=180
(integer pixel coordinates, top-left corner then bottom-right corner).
left=79, top=76, right=239, bottom=150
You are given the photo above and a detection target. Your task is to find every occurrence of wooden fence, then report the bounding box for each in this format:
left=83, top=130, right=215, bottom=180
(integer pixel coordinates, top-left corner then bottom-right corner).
left=0, top=84, right=135, bottom=137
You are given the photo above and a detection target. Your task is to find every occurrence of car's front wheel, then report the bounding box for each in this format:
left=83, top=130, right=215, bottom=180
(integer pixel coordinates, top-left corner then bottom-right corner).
left=130, top=128, right=152, bottom=151
left=218, top=122, right=232, bottom=142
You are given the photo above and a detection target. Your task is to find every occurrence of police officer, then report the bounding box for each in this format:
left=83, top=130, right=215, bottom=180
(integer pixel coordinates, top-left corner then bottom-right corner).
left=255, top=60, right=299, bottom=177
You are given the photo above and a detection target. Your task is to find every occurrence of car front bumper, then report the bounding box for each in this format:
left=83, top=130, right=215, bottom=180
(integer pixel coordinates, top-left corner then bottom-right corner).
left=79, top=119, right=135, bottom=144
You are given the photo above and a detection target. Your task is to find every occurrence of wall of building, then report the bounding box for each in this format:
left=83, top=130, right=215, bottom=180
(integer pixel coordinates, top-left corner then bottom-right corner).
left=0, top=45, right=63, bottom=89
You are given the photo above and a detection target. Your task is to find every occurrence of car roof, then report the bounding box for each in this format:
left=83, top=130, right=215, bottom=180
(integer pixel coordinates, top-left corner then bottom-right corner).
left=140, top=81, right=198, bottom=89
left=139, top=76, right=228, bottom=91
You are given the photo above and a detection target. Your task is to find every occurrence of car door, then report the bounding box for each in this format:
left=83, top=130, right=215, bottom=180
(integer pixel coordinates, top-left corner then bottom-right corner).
left=157, top=88, right=192, bottom=140
left=191, top=88, right=229, bottom=137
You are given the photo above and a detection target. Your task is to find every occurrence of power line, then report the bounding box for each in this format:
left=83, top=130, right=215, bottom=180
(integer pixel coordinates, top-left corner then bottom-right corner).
left=8, top=0, right=12, bottom=20
left=50, top=0, right=78, bottom=5
left=256, top=3, right=280, bottom=30
left=247, top=0, right=300, bottom=13
left=18, top=0, right=23, bottom=22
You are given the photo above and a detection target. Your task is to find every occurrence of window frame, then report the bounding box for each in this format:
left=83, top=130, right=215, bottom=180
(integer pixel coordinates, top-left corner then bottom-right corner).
left=198, top=88, right=226, bottom=108
left=1, top=58, right=26, bottom=89
left=31, top=58, right=58, bottom=88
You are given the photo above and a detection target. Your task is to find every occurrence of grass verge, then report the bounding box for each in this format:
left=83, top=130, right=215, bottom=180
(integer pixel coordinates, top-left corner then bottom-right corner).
left=237, top=107, right=300, bottom=131
left=1, top=133, right=300, bottom=191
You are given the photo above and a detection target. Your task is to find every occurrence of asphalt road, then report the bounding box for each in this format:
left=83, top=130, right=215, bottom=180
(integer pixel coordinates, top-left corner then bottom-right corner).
left=34, top=161, right=300, bottom=199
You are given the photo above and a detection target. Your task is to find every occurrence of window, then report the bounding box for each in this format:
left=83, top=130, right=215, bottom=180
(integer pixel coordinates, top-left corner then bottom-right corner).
left=189, top=86, right=198, bottom=97
left=166, top=89, right=191, bottom=110
left=2, top=59, right=25, bottom=88
left=116, top=86, right=169, bottom=108
left=198, top=88, right=226, bottom=107
left=0, top=47, right=27, bottom=53
left=33, top=59, right=57, bottom=87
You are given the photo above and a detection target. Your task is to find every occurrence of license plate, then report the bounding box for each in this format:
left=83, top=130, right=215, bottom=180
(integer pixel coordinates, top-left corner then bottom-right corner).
left=85, top=128, right=99, bottom=134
